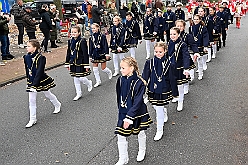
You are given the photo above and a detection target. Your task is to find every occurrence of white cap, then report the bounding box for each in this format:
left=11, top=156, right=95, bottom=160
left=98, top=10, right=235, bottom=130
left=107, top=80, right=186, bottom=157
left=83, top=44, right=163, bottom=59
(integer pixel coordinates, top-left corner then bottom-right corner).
left=176, top=2, right=183, bottom=6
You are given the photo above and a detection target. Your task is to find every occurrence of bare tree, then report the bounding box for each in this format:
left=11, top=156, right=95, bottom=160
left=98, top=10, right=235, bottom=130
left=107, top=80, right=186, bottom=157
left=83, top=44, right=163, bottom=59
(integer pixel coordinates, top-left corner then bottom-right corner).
left=53, top=0, right=63, bottom=19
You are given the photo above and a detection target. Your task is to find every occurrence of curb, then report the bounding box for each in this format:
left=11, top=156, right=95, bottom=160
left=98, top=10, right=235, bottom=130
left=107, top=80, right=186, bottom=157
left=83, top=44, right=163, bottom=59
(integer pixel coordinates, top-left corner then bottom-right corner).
left=0, top=62, right=64, bottom=88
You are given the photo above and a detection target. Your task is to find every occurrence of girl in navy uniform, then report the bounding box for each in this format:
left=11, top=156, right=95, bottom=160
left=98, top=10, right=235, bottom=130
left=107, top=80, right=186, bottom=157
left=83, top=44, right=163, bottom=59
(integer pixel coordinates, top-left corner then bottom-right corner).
left=217, top=5, right=228, bottom=47
left=65, top=26, right=92, bottom=101
left=89, top=23, right=112, bottom=88
left=154, top=9, right=165, bottom=42
left=125, top=12, right=142, bottom=59
left=163, top=4, right=177, bottom=42
left=168, top=27, right=190, bottom=111
left=175, top=2, right=185, bottom=20
left=110, top=16, right=128, bottom=77
left=24, top=39, right=61, bottom=128
left=207, top=7, right=221, bottom=60
left=143, top=8, right=157, bottom=59
left=142, top=42, right=178, bottom=141
left=176, top=20, right=199, bottom=94
left=115, top=57, right=152, bottom=164
left=189, top=14, right=209, bottom=80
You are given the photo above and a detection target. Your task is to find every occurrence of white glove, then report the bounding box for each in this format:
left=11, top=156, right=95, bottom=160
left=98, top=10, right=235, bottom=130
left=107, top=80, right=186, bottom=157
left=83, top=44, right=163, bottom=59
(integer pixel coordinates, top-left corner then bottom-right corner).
left=138, top=40, right=142, bottom=44
left=213, top=29, right=215, bottom=34
left=194, top=53, right=200, bottom=57
left=183, top=70, right=190, bottom=75
left=64, top=64, right=70, bottom=68
left=117, top=47, right=122, bottom=51
left=204, top=47, right=208, bottom=52
left=30, top=88, right=37, bottom=92
left=153, top=32, right=157, bottom=35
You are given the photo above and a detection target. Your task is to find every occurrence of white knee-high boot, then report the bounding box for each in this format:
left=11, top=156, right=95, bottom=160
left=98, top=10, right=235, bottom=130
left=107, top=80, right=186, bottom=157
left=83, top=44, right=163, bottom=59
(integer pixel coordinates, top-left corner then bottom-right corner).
left=43, top=90, right=61, bottom=114
left=113, top=53, right=119, bottom=76
left=93, top=67, right=101, bottom=87
left=177, top=84, right=184, bottom=111
left=154, top=105, right=164, bottom=141
left=116, top=135, right=129, bottom=165
left=79, top=77, right=92, bottom=92
left=28, top=92, right=37, bottom=121
left=145, top=40, right=151, bottom=59
left=189, top=69, right=195, bottom=81
left=184, top=82, right=189, bottom=95
left=137, top=130, right=146, bottom=162
left=212, top=44, right=217, bottom=58
left=102, top=67, right=112, bottom=79
left=197, top=56, right=203, bottom=80
left=202, top=54, right=208, bottom=70
left=73, top=77, right=82, bottom=100
left=207, top=48, right=212, bottom=62
left=129, top=47, right=136, bottom=58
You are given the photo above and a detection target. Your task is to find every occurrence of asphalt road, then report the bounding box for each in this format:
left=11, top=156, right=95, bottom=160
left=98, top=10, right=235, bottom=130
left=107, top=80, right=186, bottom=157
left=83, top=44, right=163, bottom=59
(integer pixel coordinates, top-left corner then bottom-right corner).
left=1, top=18, right=248, bottom=165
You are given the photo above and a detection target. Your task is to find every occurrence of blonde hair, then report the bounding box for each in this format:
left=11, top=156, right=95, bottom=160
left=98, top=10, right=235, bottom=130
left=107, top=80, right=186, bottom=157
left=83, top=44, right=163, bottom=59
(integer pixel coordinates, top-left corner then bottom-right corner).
left=121, top=57, right=147, bottom=85
left=113, top=16, right=122, bottom=22
left=154, top=42, right=168, bottom=52
left=92, top=23, right=100, bottom=29
left=175, top=19, right=186, bottom=27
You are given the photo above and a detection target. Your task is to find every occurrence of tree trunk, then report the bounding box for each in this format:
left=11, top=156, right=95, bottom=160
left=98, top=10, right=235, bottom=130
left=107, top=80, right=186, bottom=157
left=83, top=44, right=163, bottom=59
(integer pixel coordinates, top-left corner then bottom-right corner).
left=53, top=0, right=63, bottom=20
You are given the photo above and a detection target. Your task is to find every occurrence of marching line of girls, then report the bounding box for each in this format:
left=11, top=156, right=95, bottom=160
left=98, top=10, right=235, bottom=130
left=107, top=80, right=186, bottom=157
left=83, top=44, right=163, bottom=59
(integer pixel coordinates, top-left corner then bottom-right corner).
left=23, top=7, right=235, bottom=165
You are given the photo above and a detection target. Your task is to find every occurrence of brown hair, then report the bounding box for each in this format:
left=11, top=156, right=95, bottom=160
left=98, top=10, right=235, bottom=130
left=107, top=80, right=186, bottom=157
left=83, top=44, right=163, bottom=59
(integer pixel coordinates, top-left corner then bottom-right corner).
left=154, top=42, right=168, bottom=52
left=193, top=14, right=205, bottom=26
left=170, top=27, right=181, bottom=34
left=28, top=39, right=41, bottom=51
left=91, top=23, right=100, bottom=29
left=175, top=19, right=186, bottom=27
left=71, top=25, right=81, bottom=33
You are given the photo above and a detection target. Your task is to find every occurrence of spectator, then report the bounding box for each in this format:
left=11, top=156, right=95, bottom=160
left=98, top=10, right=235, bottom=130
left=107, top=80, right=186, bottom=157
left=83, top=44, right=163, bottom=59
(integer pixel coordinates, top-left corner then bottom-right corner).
left=82, top=0, right=89, bottom=30
left=39, top=4, right=52, bottom=53
left=74, top=5, right=86, bottom=37
left=102, top=10, right=110, bottom=35
left=155, top=0, right=164, bottom=11
left=10, top=0, right=25, bottom=48
left=55, top=10, right=62, bottom=43
left=91, top=1, right=103, bottom=26
left=22, top=6, right=40, bottom=40
left=119, top=3, right=128, bottom=24
left=131, top=2, right=139, bottom=20
left=0, top=14, right=14, bottom=60
left=87, top=1, right=93, bottom=34
left=49, top=4, right=59, bottom=48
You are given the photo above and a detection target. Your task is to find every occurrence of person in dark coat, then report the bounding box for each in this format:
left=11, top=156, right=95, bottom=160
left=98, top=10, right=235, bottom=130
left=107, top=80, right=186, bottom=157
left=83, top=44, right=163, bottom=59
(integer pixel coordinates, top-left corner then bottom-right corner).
left=24, top=39, right=61, bottom=128
left=22, top=6, right=40, bottom=40
left=91, top=1, right=103, bottom=25
left=217, top=5, right=228, bottom=47
left=64, top=26, right=92, bottom=101
left=163, top=4, right=176, bottom=42
left=48, top=4, right=59, bottom=48
left=125, top=12, right=142, bottom=59
left=10, top=0, right=25, bottom=48
left=119, top=3, right=129, bottom=24
left=175, top=2, right=185, bottom=20
left=115, top=57, right=152, bottom=164
left=0, top=14, right=14, bottom=60
left=131, top=2, right=139, bottom=20
left=168, top=27, right=190, bottom=112
left=154, top=9, right=165, bottom=42
left=39, top=4, right=52, bottom=53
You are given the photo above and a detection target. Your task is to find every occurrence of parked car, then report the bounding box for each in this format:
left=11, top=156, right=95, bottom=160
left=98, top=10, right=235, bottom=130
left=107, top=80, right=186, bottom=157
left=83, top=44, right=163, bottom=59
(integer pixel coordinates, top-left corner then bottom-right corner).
left=29, top=0, right=80, bottom=20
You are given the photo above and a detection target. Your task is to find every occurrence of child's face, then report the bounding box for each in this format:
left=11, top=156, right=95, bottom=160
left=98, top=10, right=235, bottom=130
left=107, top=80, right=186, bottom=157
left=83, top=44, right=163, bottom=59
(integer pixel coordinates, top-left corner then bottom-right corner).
left=158, top=12, right=162, bottom=17
left=26, top=42, right=36, bottom=53
left=198, top=8, right=205, bottom=17
left=92, top=25, right=99, bottom=33
left=113, top=18, right=120, bottom=26
left=120, top=61, right=134, bottom=77
left=126, top=15, right=132, bottom=21
left=71, top=28, right=80, bottom=38
left=170, top=29, right=179, bottom=41
left=176, top=22, right=185, bottom=32
left=154, top=46, right=166, bottom=59
left=193, top=16, right=200, bottom=25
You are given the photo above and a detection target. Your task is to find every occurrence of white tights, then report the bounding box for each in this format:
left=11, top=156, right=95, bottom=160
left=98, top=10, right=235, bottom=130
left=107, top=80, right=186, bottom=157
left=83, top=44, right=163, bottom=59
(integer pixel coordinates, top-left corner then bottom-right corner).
left=28, top=90, right=60, bottom=120
left=73, top=77, right=91, bottom=95
left=145, top=40, right=155, bottom=58
left=129, top=47, right=136, bottom=59
left=113, top=53, right=125, bottom=72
